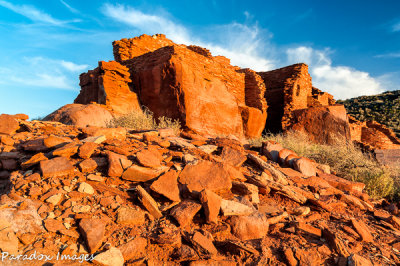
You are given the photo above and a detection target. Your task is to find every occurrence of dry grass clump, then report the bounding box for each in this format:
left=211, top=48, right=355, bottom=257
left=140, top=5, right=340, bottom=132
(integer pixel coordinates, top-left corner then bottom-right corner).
left=108, top=108, right=181, bottom=134
left=250, top=131, right=399, bottom=199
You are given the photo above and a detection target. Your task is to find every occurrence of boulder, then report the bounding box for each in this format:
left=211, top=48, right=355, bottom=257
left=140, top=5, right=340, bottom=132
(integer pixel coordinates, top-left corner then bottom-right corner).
left=290, top=105, right=351, bottom=145
left=292, top=157, right=317, bottom=177
left=43, top=103, right=113, bottom=128
left=228, top=212, right=269, bottom=241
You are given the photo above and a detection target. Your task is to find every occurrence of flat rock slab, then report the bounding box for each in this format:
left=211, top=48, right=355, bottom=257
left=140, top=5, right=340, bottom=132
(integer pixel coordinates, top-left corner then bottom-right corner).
left=118, top=237, right=147, bottom=261
left=122, top=165, right=168, bottom=182
left=78, top=142, right=98, bottom=159
left=220, top=146, right=247, bottom=167
left=40, top=157, right=75, bottom=178
left=117, top=207, right=145, bottom=225
left=93, top=247, right=124, bottom=266
left=178, top=160, right=235, bottom=194
left=170, top=200, right=202, bottom=227
left=191, top=231, right=218, bottom=255
left=351, top=218, right=373, bottom=242
left=220, top=199, right=254, bottom=216
left=136, top=185, right=162, bottom=219
left=79, top=218, right=106, bottom=253
left=150, top=170, right=180, bottom=202
left=136, top=149, right=163, bottom=168
left=0, top=114, right=19, bottom=135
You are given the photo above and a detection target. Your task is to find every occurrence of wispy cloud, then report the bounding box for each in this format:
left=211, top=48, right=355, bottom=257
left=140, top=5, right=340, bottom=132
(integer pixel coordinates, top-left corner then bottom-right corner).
left=286, top=46, right=384, bottom=99
left=0, top=57, right=88, bottom=90
left=0, top=0, right=80, bottom=26
left=393, top=21, right=400, bottom=32
left=375, top=52, right=400, bottom=58
left=101, top=4, right=275, bottom=71
left=60, top=0, right=80, bottom=14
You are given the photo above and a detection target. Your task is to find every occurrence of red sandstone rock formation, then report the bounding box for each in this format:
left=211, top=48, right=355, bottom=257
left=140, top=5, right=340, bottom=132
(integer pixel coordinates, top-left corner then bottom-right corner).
left=113, top=34, right=267, bottom=139
left=258, top=64, right=349, bottom=143
left=75, top=61, right=141, bottom=115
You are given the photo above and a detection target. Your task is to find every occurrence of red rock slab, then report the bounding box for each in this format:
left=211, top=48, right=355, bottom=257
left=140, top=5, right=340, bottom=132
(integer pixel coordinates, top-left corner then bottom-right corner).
left=78, top=158, right=98, bottom=173
left=178, top=160, right=234, bottom=194
left=0, top=135, right=14, bottom=146
left=170, top=200, right=202, bottom=227
left=79, top=218, right=106, bottom=253
left=82, top=126, right=127, bottom=141
left=199, top=190, right=222, bottom=223
left=220, top=146, right=247, bottom=167
left=296, top=222, right=322, bottom=237
left=118, top=237, right=147, bottom=261
left=191, top=231, right=218, bottom=256
left=351, top=218, right=373, bottom=242
left=136, top=185, right=162, bottom=219
left=43, top=218, right=65, bottom=233
left=52, top=142, right=79, bottom=157
left=122, top=165, right=168, bottom=182
left=150, top=170, right=180, bottom=202
left=22, top=138, right=48, bottom=152
left=106, top=151, right=124, bottom=177
left=40, top=157, right=75, bottom=178
left=0, top=114, right=19, bottom=135
left=21, top=153, right=48, bottom=169
left=43, top=135, right=72, bottom=148
left=136, top=149, right=163, bottom=168
left=117, top=207, right=145, bottom=225
left=78, top=142, right=98, bottom=159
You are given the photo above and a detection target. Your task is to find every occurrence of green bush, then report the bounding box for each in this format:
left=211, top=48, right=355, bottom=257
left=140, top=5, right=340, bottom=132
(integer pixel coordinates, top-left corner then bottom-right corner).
left=250, top=130, right=399, bottom=199
left=107, top=108, right=181, bottom=134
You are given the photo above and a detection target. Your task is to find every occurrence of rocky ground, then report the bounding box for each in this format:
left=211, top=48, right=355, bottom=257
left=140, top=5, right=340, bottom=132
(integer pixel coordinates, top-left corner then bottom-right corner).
left=0, top=113, right=400, bottom=265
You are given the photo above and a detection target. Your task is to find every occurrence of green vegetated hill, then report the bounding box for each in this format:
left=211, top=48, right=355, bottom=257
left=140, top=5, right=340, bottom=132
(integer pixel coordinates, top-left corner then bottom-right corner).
left=337, top=90, right=400, bottom=138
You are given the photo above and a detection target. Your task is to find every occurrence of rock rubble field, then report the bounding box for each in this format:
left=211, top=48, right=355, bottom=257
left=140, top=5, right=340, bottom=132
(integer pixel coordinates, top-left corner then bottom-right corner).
left=0, top=114, right=399, bottom=265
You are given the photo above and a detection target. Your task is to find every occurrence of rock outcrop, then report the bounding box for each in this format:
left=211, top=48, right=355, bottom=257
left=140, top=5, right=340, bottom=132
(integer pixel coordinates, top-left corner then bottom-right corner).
left=75, top=61, right=141, bottom=115
left=74, top=34, right=267, bottom=139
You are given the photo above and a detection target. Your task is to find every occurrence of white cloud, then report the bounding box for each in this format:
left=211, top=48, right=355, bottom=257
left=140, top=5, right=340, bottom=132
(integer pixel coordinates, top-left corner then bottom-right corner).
left=0, top=57, right=87, bottom=90
left=101, top=4, right=275, bottom=71
left=102, top=4, right=190, bottom=44
left=286, top=46, right=384, bottom=99
left=60, top=60, right=89, bottom=72
left=0, top=0, right=80, bottom=25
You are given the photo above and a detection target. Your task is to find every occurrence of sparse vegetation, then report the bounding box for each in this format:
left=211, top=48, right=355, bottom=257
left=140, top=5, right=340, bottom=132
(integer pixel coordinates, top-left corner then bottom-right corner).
left=250, top=130, right=400, bottom=199
left=337, top=90, right=400, bottom=138
left=107, top=108, right=181, bottom=134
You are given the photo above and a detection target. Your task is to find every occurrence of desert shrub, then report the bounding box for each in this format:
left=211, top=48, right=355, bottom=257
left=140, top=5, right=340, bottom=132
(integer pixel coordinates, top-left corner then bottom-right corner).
left=107, top=108, right=181, bottom=134
left=250, top=130, right=399, bottom=199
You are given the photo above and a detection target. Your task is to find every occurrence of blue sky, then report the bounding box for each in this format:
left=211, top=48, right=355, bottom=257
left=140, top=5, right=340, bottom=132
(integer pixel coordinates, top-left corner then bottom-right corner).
left=0, top=0, right=399, bottom=118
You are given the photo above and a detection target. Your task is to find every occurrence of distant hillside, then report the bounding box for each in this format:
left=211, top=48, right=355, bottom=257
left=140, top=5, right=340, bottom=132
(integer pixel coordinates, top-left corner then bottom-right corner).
left=337, top=90, right=400, bottom=138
